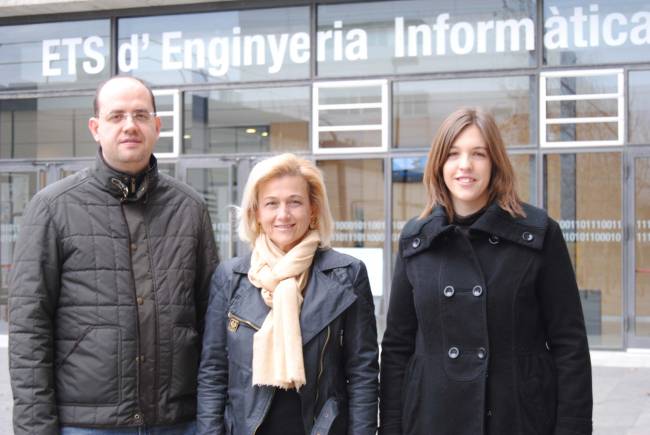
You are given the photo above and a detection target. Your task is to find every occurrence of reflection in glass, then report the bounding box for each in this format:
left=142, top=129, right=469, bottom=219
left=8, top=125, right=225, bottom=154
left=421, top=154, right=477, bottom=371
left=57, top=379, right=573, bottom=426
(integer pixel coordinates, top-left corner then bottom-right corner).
left=318, top=0, right=536, bottom=77
left=544, top=152, right=622, bottom=348
left=544, top=0, right=650, bottom=66
left=0, top=172, right=39, bottom=330
left=629, top=71, right=650, bottom=144
left=319, top=131, right=381, bottom=149
left=185, top=167, right=234, bottom=260
left=184, top=87, right=309, bottom=154
left=0, top=20, right=110, bottom=91
left=319, top=159, right=385, bottom=336
left=118, top=7, right=309, bottom=85
left=546, top=123, right=618, bottom=142
left=394, top=76, right=534, bottom=148
left=0, top=97, right=96, bottom=159
left=635, top=157, right=650, bottom=337
left=546, top=74, right=618, bottom=96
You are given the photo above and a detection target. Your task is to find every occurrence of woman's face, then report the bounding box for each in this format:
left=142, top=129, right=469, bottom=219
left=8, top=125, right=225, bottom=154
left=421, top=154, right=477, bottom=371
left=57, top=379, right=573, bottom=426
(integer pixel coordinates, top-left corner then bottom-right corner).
left=442, top=124, right=492, bottom=216
left=256, top=175, right=314, bottom=252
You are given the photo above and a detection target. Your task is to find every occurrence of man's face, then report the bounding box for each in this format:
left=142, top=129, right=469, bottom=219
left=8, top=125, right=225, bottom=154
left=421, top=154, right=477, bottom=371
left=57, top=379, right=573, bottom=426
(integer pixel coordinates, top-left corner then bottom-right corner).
left=88, top=78, right=161, bottom=174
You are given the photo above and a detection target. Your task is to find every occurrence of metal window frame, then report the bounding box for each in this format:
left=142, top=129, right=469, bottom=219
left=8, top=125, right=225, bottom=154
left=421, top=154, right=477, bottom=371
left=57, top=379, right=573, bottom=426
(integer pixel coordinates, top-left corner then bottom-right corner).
left=540, top=69, right=624, bottom=148
left=312, top=79, right=388, bottom=155
left=153, top=88, right=181, bottom=158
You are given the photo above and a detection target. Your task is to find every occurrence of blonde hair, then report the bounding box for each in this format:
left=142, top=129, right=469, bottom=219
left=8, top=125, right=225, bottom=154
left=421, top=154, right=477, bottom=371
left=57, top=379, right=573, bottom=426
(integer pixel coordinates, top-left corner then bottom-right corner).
left=420, top=107, right=524, bottom=220
left=239, top=153, right=334, bottom=248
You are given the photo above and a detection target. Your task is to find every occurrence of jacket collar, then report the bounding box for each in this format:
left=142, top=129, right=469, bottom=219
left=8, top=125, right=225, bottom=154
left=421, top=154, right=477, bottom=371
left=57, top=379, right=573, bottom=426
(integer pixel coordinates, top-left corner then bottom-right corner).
left=401, top=202, right=548, bottom=257
left=92, top=148, right=159, bottom=202
left=229, top=248, right=358, bottom=345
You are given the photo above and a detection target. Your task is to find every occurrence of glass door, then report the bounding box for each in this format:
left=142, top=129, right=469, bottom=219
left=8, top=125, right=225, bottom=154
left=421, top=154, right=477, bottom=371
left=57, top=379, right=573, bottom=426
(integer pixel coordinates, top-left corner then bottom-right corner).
left=179, top=159, right=242, bottom=261
left=0, top=164, right=49, bottom=331
left=629, top=150, right=650, bottom=348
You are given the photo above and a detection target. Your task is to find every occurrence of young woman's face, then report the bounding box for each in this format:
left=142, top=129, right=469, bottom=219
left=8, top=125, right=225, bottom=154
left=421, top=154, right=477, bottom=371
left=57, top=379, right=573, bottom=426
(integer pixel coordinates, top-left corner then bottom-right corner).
left=442, top=125, right=492, bottom=216
left=256, top=175, right=313, bottom=252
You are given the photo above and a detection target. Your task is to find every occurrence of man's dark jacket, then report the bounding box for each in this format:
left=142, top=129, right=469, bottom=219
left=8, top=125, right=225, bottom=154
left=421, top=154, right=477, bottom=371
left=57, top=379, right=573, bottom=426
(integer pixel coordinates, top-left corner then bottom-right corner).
left=9, top=153, right=219, bottom=434
left=380, top=203, right=592, bottom=435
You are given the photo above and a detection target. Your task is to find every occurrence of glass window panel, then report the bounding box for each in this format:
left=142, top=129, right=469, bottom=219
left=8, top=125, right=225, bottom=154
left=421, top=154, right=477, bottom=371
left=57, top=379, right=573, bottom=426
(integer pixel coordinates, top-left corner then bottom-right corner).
left=635, top=157, right=650, bottom=338
left=546, top=123, right=618, bottom=142
left=318, top=86, right=382, bottom=105
left=319, top=108, right=382, bottom=127
left=546, top=75, right=618, bottom=96
left=510, top=154, right=536, bottom=204
left=544, top=152, right=622, bottom=348
left=319, top=130, right=381, bottom=149
left=319, top=158, right=385, bottom=335
left=317, top=0, right=536, bottom=77
left=394, top=76, right=534, bottom=148
left=629, top=71, right=650, bottom=144
left=544, top=0, right=650, bottom=66
left=156, top=136, right=174, bottom=154
left=183, top=87, right=309, bottom=154
left=0, top=96, right=96, bottom=159
left=546, top=99, right=618, bottom=119
left=0, top=20, right=110, bottom=91
left=185, top=167, right=233, bottom=259
left=118, top=7, right=309, bottom=85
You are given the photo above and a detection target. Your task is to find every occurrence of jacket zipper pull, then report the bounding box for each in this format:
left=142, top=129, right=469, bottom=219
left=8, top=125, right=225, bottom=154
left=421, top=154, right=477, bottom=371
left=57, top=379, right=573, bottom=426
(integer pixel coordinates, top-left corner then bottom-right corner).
left=110, top=178, right=129, bottom=201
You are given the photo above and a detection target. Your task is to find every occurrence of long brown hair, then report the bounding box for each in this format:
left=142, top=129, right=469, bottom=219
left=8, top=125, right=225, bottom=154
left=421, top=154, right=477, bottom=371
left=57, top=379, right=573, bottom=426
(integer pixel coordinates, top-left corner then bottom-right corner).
left=419, top=107, right=524, bottom=220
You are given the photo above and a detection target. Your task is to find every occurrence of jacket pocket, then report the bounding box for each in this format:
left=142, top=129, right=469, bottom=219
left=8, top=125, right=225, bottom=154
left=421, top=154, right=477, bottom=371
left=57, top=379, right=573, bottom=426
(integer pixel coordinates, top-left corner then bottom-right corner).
left=518, top=353, right=557, bottom=435
left=311, top=397, right=339, bottom=435
left=170, top=324, right=200, bottom=399
left=56, top=326, right=120, bottom=405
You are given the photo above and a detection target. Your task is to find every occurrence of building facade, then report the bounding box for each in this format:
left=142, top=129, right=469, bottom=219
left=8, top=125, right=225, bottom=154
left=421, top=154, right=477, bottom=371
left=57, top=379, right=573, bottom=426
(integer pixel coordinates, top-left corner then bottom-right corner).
left=1, top=0, right=649, bottom=350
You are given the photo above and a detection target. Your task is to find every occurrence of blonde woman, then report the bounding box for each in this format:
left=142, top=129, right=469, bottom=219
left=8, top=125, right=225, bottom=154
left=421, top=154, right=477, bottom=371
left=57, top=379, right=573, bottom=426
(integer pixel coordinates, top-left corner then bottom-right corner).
left=197, top=153, right=379, bottom=435
left=380, top=108, right=592, bottom=435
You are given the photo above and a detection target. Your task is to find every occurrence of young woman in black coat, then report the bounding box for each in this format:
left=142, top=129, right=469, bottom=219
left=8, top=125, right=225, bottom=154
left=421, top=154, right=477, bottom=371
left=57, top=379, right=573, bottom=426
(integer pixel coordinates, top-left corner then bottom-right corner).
left=380, top=107, right=593, bottom=435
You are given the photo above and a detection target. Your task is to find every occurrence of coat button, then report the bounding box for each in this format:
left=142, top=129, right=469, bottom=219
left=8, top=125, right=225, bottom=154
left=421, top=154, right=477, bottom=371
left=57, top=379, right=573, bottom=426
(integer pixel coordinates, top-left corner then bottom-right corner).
left=137, top=297, right=144, bottom=305
left=130, top=243, right=137, bottom=252
left=412, top=237, right=421, bottom=248
left=522, top=232, right=534, bottom=242
left=472, top=285, right=483, bottom=297
left=133, top=413, right=143, bottom=425
left=443, top=285, right=455, bottom=298
left=477, top=347, right=487, bottom=359
left=448, top=346, right=460, bottom=359
left=488, top=235, right=500, bottom=245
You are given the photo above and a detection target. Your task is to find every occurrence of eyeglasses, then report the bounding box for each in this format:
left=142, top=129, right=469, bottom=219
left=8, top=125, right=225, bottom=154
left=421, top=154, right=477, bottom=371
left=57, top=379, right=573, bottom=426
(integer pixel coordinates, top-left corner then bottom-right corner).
left=101, top=110, right=156, bottom=124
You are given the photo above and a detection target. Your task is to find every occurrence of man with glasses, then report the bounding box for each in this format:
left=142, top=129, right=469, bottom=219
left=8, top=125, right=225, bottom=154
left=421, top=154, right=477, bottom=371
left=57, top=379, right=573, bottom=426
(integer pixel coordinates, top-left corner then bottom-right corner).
left=9, top=76, right=219, bottom=435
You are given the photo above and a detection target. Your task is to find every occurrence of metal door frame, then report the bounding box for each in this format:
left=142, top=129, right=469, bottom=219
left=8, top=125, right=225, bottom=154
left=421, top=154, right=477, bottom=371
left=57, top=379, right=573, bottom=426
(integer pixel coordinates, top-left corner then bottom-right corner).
left=626, top=147, right=650, bottom=348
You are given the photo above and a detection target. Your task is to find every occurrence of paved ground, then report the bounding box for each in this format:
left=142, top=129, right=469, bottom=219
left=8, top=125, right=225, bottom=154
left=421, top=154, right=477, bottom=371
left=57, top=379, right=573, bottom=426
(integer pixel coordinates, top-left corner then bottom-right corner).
left=0, top=344, right=648, bottom=433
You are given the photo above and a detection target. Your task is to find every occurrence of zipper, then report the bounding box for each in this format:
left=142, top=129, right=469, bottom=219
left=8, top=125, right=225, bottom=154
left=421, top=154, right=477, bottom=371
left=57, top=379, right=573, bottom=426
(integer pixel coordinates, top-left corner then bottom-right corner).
left=252, top=388, right=276, bottom=435
left=313, top=325, right=331, bottom=417
left=227, top=312, right=261, bottom=331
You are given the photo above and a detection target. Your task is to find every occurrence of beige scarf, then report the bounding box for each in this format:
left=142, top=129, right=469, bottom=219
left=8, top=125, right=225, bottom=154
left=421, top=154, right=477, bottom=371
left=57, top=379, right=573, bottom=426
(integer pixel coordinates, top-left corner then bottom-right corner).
left=248, top=230, right=320, bottom=390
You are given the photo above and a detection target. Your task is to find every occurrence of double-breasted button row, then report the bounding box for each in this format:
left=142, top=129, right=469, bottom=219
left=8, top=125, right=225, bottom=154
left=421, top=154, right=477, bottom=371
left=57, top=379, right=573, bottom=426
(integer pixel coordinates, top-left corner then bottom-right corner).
left=442, top=285, right=483, bottom=297
left=447, top=346, right=488, bottom=360
left=522, top=231, right=534, bottom=242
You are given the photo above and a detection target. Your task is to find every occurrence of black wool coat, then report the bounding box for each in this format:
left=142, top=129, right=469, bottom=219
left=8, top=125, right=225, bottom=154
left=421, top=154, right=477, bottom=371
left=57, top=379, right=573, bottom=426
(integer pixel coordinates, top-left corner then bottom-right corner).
left=380, top=203, right=592, bottom=435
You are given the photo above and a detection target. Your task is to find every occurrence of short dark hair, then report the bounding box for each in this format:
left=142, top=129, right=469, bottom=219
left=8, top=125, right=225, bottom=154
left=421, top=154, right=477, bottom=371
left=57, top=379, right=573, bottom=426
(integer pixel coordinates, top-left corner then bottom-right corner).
left=93, top=75, right=157, bottom=116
